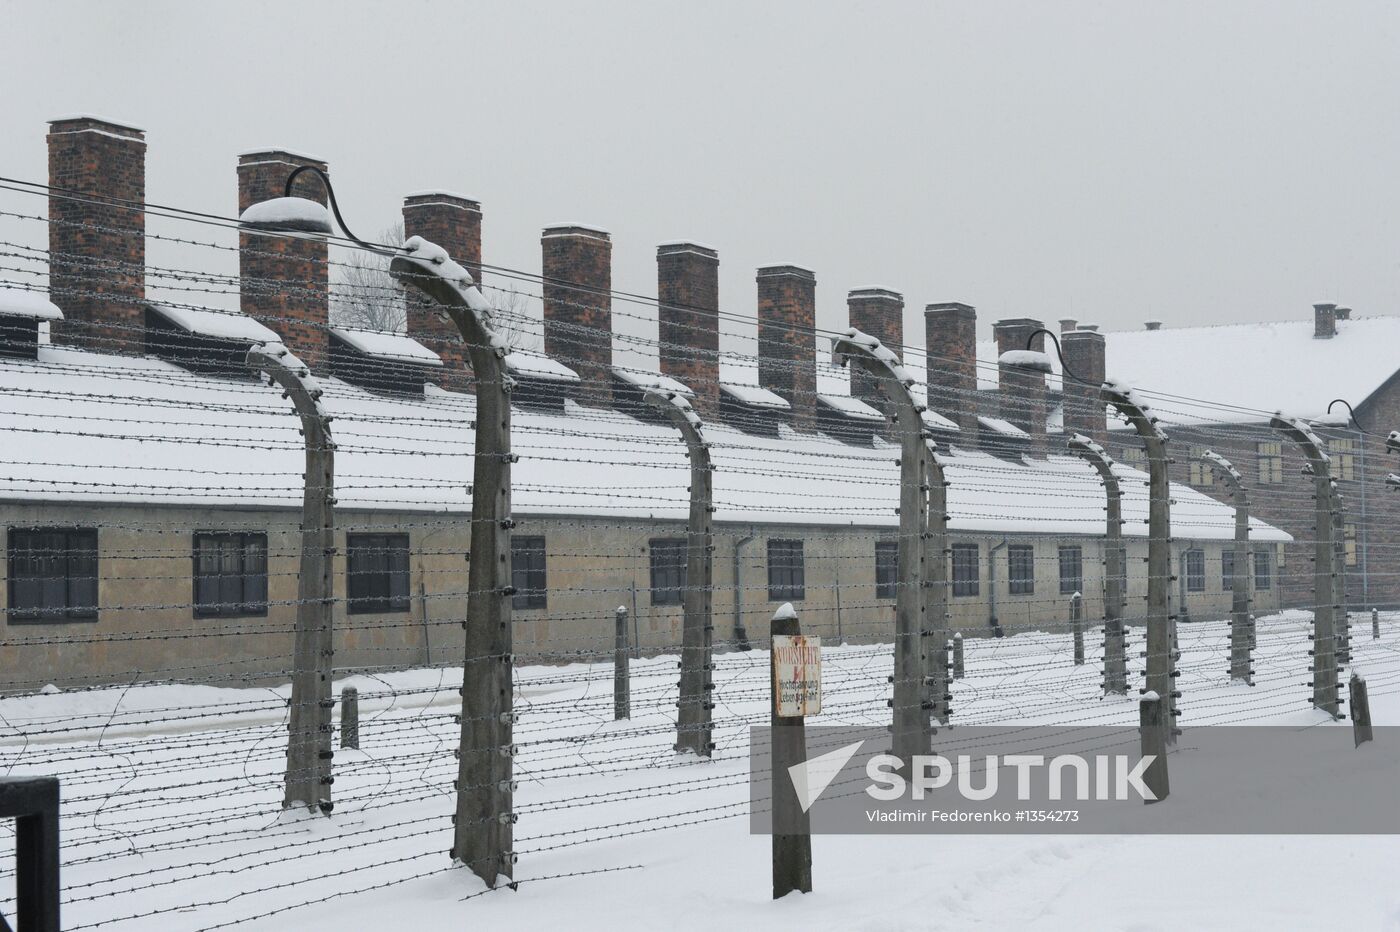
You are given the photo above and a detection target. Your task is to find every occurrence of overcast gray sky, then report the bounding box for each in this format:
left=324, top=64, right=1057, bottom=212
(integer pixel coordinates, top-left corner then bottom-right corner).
left=4, top=0, right=1398, bottom=360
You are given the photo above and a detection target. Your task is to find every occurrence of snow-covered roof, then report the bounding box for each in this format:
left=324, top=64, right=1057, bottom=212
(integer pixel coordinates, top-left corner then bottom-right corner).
left=978, top=416, right=1030, bottom=440
left=976, top=315, right=1400, bottom=424
left=818, top=394, right=883, bottom=422
left=148, top=304, right=278, bottom=343
left=330, top=327, right=442, bottom=366
left=0, top=344, right=1289, bottom=542
left=504, top=350, right=580, bottom=383
left=612, top=366, right=694, bottom=397
left=0, top=288, right=63, bottom=321
left=719, top=382, right=790, bottom=409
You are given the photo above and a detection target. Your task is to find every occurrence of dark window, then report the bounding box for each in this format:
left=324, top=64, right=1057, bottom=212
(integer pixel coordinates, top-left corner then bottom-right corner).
left=511, top=536, right=547, bottom=609
left=1058, top=545, right=1082, bottom=596
left=194, top=532, right=268, bottom=617
left=875, top=541, right=899, bottom=600
left=1184, top=549, right=1205, bottom=592
left=347, top=533, right=411, bottom=614
left=649, top=538, right=687, bottom=606
left=1222, top=549, right=1236, bottom=590
left=767, top=539, right=805, bottom=601
left=1253, top=550, right=1272, bottom=591
left=951, top=543, right=979, bottom=597
left=1008, top=545, right=1035, bottom=595
left=7, top=527, right=98, bottom=621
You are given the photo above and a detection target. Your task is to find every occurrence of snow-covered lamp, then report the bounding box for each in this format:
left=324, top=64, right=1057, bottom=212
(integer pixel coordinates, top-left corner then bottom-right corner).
left=237, top=164, right=390, bottom=256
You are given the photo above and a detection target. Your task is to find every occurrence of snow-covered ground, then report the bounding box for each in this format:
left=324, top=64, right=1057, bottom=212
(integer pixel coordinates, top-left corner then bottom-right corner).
left=3, top=610, right=1399, bottom=930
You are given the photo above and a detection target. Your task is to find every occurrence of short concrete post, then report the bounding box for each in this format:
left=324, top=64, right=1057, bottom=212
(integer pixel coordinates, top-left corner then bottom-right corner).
left=1138, top=693, right=1169, bottom=803
left=614, top=606, right=630, bottom=721
left=1373, top=607, right=1380, bottom=640
left=339, top=686, right=359, bottom=751
left=771, top=604, right=812, bottom=899
left=1350, top=673, right=1373, bottom=747
left=952, top=632, right=965, bottom=680
left=1070, top=592, right=1085, bottom=665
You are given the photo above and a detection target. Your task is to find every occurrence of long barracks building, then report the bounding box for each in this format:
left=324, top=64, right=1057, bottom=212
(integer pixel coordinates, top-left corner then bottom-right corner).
left=1, top=117, right=1292, bottom=690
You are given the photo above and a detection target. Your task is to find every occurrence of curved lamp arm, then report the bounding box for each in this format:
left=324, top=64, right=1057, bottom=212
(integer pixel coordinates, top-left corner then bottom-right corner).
left=281, top=164, right=390, bottom=256
left=389, top=236, right=511, bottom=379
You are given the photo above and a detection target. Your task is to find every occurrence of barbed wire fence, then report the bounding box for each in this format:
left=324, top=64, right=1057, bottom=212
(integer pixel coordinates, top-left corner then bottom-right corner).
left=0, top=172, right=1396, bottom=927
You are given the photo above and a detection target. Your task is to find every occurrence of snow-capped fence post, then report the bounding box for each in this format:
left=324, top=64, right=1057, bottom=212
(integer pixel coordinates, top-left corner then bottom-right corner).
left=924, top=439, right=952, bottom=725
left=645, top=389, right=714, bottom=758
left=1070, top=592, right=1085, bottom=665
left=770, top=603, right=813, bottom=899
left=833, top=329, right=937, bottom=759
left=1349, top=672, right=1373, bottom=747
left=340, top=686, right=359, bottom=751
left=614, top=606, right=630, bottom=721
left=1067, top=433, right=1128, bottom=695
left=1138, top=693, right=1170, bottom=803
left=246, top=343, right=337, bottom=814
left=1202, top=450, right=1254, bottom=684
left=1102, top=383, right=1179, bottom=743
left=1270, top=414, right=1342, bottom=719
left=390, top=237, right=515, bottom=887
left=952, top=632, right=965, bottom=680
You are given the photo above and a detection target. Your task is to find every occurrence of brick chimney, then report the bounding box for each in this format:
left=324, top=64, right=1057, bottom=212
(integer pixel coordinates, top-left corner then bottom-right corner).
left=403, top=192, right=480, bottom=392
left=756, top=265, right=817, bottom=432
left=1145, top=320, right=1162, bottom=331
left=994, top=317, right=1048, bottom=458
left=1061, top=328, right=1106, bottom=444
left=924, top=302, right=978, bottom=436
left=1314, top=302, right=1337, bottom=339
left=847, top=288, right=903, bottom=407
left=1335, top=306, right=1352, bottom=321
left=657, top=242, right=720, bottom=417
left=47, top=116, right=146, bottom=354
left=542, top=225, right=612, bottom=406
left=1059, top=317, right=1078, bottom=334
left=238, top=149, right=329, bottom=368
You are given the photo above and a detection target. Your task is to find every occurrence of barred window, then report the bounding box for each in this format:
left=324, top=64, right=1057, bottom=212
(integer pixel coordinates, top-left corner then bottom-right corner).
left=1253, top=549, right=1272, bottom=591
left=7, top=527, right=98, bottom=621
left=510, top=536, right=547, bottom=609
left=347, top=533, right=411, bottom=614
left=951, top=544, right=979, bottom=597
left=875, top=540, right=899, bottom=600
left=767, top=539, right=805, bottom=601
left=1008, top=545, right=1035, bottom=595
left=1344, top=523, right=1358, bottom=567
left=194, top=532, right=267, bottom=617
left=1058, top=545, right=1082, bottom=596
left=649, top=538, right=687, bottom=606
left=1256, top=441, right=1283, bottom=485
left=1184, top=549, right=1206, bottom=592
left=1329, top=438, right=1356, bottom=481
left=1120, top=446, right=1148, bottom=470
left=1188, top=445, right=1214, bottom=487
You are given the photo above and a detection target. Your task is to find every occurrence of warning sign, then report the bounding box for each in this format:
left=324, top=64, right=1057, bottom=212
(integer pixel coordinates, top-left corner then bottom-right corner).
left=773, top=634, right=821, bottom=717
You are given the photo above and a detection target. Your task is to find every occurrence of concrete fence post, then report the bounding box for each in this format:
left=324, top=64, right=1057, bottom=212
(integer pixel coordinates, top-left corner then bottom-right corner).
left=1067, top=433, right=1127, bottom=695
left=1373, top=608, right=1380, bottom=640
left=247, top=343, right=336, bottom=815
left=645, top=390, right=715, bottom=758
left=834, top=328, right=936, bottom=763
left=391, top=237, right=515, bottom=887
left=1202, top=450, right=1253, bottom=684
left=340, top=686, right=359, bottom=751
left=1138, top=693, right=1170, bottom=803
left=952, top=632, right=965, bottom=680
left=1270, top=414, right=1341, bottom=718
left=1349, top=673, right=1373, bottom=747
left=1103, top=385, right=1178, bottom=742
left=1070, top=591, right=1085, bottom=665
left=614, top=606, right=631, bottom=721
left=770, top=604, right=813, bottom=899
